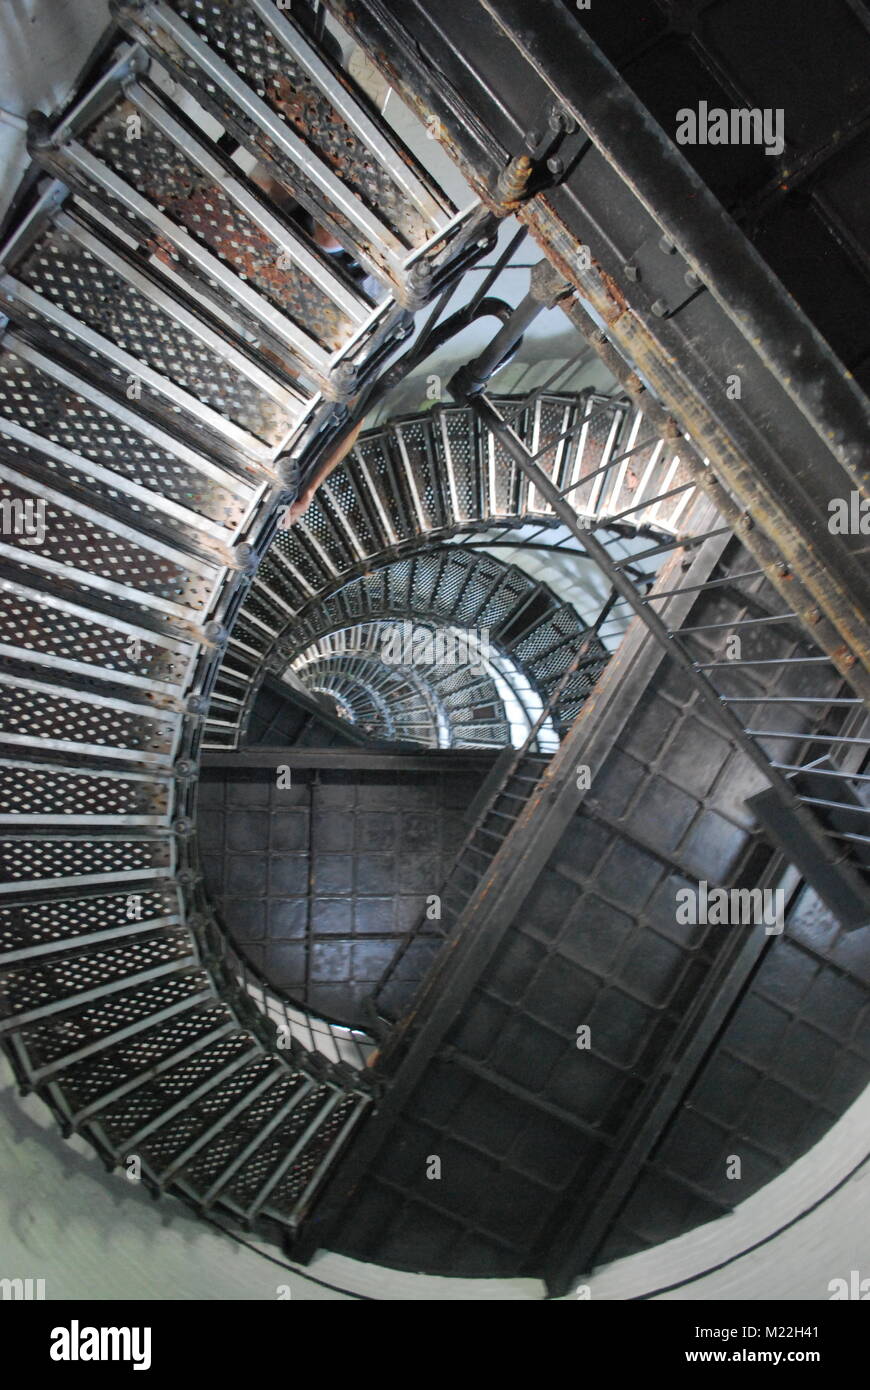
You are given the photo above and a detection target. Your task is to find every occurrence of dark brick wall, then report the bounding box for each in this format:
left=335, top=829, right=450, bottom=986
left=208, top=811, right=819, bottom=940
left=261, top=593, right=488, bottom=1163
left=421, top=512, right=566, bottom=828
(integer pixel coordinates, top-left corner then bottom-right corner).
left=325, top=554, right=870, bottom=1280
left=599, top=882, right=870, bottom=1262
left=197, top=766, right=477, bottom=1026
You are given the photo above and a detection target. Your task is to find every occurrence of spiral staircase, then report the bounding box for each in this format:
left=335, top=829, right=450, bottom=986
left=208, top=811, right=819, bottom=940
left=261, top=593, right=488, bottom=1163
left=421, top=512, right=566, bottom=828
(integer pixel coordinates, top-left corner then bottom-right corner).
left=204, top=390, right=687, bottom=753
left=2, top=0, right=870, bottom=1292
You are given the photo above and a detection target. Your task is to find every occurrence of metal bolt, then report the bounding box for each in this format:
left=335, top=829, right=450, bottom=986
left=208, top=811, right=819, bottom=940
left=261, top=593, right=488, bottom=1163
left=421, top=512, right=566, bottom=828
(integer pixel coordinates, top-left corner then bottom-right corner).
left=496, top=153, right=533, bottom=204
left=277, top=456, right=301, bottom=491
left=233, top=542, right=256, bottom=571
left=659, top=236, right=677, bottom=255
left=548, top=107, right=575, bottom=134
left=650, top=299, right=668, bottom=317
left=524, top=129, right=544, bottom=152
left=26, top=111, right=55, bottom=152
left=331, top=360, right=358, bottom=393
left=547, top=155, right=564, bottom=177
left=622, top=264, right=639, bottom=282
left=684, top=269, right=701, bottom=289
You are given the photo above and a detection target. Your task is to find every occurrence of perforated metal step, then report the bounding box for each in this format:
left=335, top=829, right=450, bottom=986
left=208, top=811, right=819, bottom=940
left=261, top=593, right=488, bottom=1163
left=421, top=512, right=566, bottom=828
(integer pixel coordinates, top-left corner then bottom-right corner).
left=0, top=0, right=476, bottom=1239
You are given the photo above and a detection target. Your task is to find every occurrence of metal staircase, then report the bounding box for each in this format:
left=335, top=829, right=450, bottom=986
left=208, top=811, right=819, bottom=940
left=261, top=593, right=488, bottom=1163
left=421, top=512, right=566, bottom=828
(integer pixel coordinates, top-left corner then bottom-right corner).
left=206, top=389, right=695, bottom=748
left=241, top=546, right=612, bottom=747
left=372, top=634, right=608, bottom=1019
left=0, top=0, right=481, bottom=1238
left=1, top=0, right=869, bottom=1278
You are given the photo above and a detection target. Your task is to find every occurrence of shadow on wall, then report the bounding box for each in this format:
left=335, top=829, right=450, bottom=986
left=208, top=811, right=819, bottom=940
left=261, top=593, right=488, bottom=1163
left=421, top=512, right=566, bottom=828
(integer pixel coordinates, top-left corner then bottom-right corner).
left=0, top=1, right=112, bottom=218
left=0, top=1057, right=342, bottom=1300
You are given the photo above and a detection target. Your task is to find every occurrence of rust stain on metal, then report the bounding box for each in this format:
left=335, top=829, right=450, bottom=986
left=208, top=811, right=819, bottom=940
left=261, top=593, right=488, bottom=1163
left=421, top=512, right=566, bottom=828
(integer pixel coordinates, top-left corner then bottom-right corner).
left=595, top=263, right=629, bottom=322
left=496, top=154, right=533, bottom=210
left=831, top=644, right=855, bottom=666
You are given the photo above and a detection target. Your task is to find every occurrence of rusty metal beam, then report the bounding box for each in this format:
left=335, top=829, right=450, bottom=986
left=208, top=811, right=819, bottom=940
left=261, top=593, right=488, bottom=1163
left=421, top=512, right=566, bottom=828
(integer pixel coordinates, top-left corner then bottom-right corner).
left=324, top=0, right=870, bottom=692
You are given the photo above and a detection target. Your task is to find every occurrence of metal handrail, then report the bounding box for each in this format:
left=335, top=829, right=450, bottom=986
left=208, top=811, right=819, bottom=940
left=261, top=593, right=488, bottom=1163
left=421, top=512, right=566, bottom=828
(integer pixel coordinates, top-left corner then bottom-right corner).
left=370, top=608, right=616, bottom=1015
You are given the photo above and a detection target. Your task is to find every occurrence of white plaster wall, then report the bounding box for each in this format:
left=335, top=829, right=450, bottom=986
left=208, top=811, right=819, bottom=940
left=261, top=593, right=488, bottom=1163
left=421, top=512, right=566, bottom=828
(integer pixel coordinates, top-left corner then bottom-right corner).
left=2, top=1055, right=869, bottom=1301
left=0, top=0, right=112, bottom=221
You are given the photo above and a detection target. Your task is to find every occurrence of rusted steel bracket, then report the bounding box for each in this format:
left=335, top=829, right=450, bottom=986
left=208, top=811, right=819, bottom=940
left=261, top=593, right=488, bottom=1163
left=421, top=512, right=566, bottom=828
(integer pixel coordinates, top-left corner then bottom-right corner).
left=494, top=103, right=588, bottom=211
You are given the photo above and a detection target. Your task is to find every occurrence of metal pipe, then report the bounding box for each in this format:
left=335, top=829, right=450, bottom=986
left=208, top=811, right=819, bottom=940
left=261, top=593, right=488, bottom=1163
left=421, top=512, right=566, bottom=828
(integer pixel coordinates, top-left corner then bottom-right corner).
left=450, top=289, right=549, bottom=399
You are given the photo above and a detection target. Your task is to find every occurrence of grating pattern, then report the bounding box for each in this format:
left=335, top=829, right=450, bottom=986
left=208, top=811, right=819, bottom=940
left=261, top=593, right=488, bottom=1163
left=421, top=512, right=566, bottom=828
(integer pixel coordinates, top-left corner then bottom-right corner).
left=0, top=837, right=170, bottom=885
left=0, top=891, right=175, bottom=954
left=18, top=972, right=206, bottom=1069
left=262, top=546, right=606, bottom=750
left=210, top=392, right=665, bottom=749
left=123, top=1055, right=279, bottom=1165
left=266, top=1091, right=360, bottom=1215
left=16, top=229, right=294, bottom=446
left=0, top=352, right=248, bottom=530
left=0, top=933, right=190, bottom=1015
left=435, top=409, right=479, bottom=522
left=392, top=420, right=443, bottom=529
left=0, top=479, right=209, bottom=611
left=273, top=527, right=331, bottom=593
left=55, top=1004, right=236, bottom=1111
left=83, top=100, right=354, bottom=353
left=0, top=0, right=488, bottom=1241
left=0, top=589, right=193, bottom=689
left=0, top=763, right=169, bottom=819
left=9, top=0, right=861, bottom=1281
left=220, top=1082, right=323, bottom=1204
left=164, top=0, right=440, bottom=249
left=0, top=681, right=177, bottom=757
left=180, top=1071, right=300, bottom=1184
